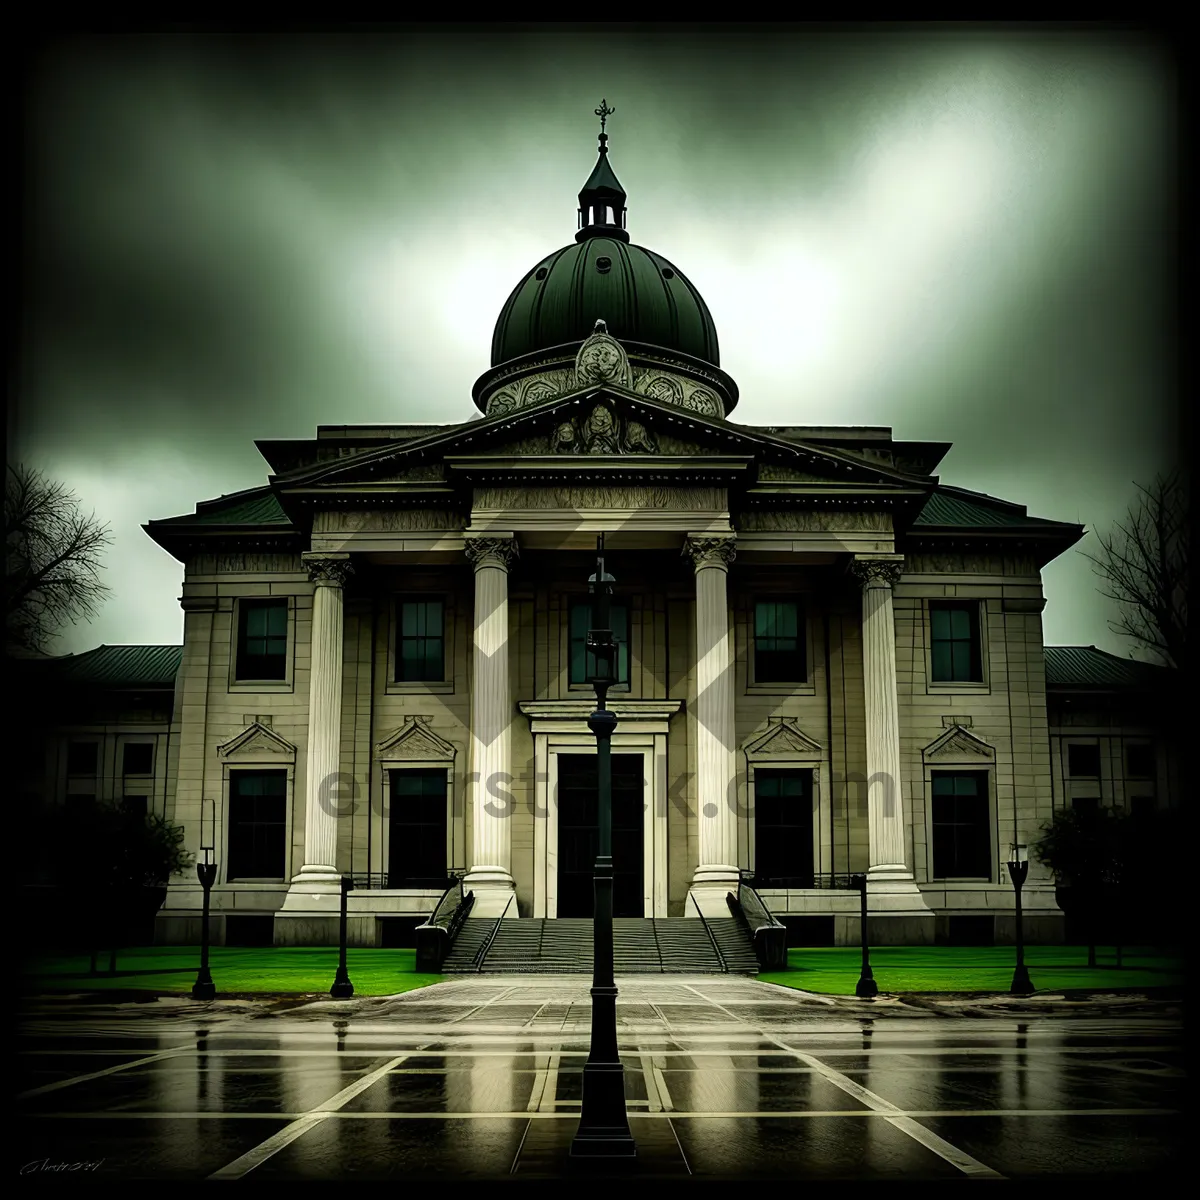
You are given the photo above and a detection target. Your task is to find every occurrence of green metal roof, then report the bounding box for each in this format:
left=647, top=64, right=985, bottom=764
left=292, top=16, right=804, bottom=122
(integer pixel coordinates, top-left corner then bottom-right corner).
left=492, top=238, right=720, bottom=367
left=42, top=644, right=183, bottom=688
left=1044, top=645, right=1169, bottom=689
left=914, top=489, right=1069, bottom=530
left=150, top=486, right=291, bottom=528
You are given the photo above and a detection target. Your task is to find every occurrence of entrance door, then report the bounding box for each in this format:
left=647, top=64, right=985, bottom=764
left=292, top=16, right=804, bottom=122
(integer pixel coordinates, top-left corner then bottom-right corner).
left=753, top=768, right=814, bottom=888
left=557, top=754, right=644, bottom=917
left=388, top=769, right=448, bottom=888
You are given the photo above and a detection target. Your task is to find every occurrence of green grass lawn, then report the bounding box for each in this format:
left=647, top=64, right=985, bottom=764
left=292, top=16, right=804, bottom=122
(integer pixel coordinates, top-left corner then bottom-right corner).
left=760, top=945, right=1185, bottom=995
left=21, top=946, right=443, bottom=997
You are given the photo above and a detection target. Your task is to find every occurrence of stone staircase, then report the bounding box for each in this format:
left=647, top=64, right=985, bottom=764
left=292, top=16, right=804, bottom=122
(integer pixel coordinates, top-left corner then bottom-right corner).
left=441, top=916, right=759, bottom=975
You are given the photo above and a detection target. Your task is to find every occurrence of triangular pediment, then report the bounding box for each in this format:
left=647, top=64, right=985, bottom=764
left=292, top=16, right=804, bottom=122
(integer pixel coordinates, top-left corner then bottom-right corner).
left=275, top=386, right=931, bottom=492
left=376, top=716, right=457, bottom=762
left=922, top=725, right=995, bottom=762
left=218, top=722, right=297, bottom=761
left=743, top=718, right=823, bottom=759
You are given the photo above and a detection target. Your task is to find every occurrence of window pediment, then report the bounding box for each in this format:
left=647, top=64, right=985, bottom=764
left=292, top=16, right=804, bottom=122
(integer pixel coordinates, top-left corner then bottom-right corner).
left=376, top=716, right=457, bottom=762
left=923, top=725, right=995, bottom=763
left=219, top=722, right=297, bottom=762
left=742, top=718, right=822, bottom=760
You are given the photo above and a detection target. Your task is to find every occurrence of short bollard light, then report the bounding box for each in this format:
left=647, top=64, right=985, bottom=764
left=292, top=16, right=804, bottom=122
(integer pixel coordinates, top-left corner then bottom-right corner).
left=331, top=875, right=355, bottom=1000
left=852, top=873, right=878, bottom=998
left=192, top=798, right=217, bottom=1001
left=1007, top=844, right=1034, bottom=995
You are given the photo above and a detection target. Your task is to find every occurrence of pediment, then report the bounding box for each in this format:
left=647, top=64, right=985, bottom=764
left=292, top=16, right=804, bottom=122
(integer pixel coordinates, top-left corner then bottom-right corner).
left=922, top=725, right=995, bottom=762
left=743, top=718, right=823, bottom=759
left=277, top=386, right=929, bottom=491
left=219, top=722, right=296, bottom=762
left=376, top=716, right=457, bottom=762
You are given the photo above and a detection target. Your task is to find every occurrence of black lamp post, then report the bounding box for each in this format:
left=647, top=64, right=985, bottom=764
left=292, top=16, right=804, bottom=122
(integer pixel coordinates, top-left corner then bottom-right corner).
left=570, top=533, right=636, bottom=1159
left=1007, top=844, right=1034, bottom=995
left=192, top=798, right=217, bottom=1001
left=330, top=875, right=355, bottom=999
left=852, top=873, right=878, bottom=998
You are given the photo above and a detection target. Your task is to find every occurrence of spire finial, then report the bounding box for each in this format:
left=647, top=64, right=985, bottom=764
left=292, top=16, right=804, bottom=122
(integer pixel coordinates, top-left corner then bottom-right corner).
left=595, top=98, right=615, bottom=134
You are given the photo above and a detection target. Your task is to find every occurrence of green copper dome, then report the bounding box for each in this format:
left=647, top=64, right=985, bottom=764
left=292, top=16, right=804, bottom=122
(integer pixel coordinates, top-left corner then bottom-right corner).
left=491, top=238, right=721, bottom=368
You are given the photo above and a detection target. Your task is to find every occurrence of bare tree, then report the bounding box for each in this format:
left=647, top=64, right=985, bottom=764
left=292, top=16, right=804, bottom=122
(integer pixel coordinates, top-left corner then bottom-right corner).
left=1081, top=472, right=1188, bottom=670
left=5, top=463, right=112, bottom=655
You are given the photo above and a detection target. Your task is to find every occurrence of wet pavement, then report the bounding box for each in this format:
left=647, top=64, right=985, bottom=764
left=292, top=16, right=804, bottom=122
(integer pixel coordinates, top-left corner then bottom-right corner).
left=17, top=976, right=1183, bottom=1180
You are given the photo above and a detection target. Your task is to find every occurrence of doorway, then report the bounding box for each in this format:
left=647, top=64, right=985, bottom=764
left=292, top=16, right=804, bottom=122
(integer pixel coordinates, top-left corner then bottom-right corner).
left=753, top=768, right=815, bottom=888
left=388, top=769, right=448, bottom=888
left=556, top=754, right=644, bottom=917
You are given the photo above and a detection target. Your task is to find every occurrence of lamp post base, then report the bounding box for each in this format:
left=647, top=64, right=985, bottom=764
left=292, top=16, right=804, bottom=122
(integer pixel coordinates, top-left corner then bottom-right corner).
left=570, top=1059, right=637, bottom=1158
left=330, top=969, right=354, bottom=999
left=855, top=972, right=878, bottom=998
left=1010, top=964, right=1034, bottom=995
left=191, top=969, right=215, bottom=1001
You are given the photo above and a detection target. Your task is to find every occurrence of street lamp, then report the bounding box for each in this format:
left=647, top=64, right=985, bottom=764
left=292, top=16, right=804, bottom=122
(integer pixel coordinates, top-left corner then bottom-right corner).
left=851, top=873, right=877, bottom=998
left=1007, top=844, right=1034, bottom=995
left=192, top=798, right=217, bottom=1001
left=570, top=533, right=636, bottom=1159
left=330, top=875, right=355, bottom=999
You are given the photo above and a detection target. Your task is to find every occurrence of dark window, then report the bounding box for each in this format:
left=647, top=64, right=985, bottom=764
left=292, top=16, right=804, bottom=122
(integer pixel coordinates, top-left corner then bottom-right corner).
left=67, top=742, right=98, bottom=776
left=1071, top=796, right=1100, bottom=815
left=1067, top=743, right=1101, bottom=777
left=396, top=599, right=445, bottom=682
left=388, top=770, right=448, bottom=888
left=122, top=742, right=154, bottom=776
left=753, top=769, right=814, bottom=887
left=931, top=771, right=991, bottom=879
left=1125, top=744, right=1155, bottom=779
left=569, top=601, right=629, bottom=687
left=122, top=795, right=148, bottom=819
left=227, top=770, right=287, bottom=880
left=929, top=601, right=982, bottom=683
left=236, top=599, right=288, bottom=681
left=754, top=601, right=805, bottom=683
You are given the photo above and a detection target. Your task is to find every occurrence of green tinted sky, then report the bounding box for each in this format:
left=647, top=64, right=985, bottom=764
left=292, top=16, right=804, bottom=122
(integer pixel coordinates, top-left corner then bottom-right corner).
left=15, top=26, right=1177, bottom=655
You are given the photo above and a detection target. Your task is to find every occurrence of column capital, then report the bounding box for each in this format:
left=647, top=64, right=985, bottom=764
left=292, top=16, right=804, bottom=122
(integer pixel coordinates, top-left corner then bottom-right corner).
left=464, top=535, right=519, bottom=573
left=683, top=533, right=736, bottom=573
left=850, top=554, right=904, bottom=590
left=303, top=552, right=353, bottom=588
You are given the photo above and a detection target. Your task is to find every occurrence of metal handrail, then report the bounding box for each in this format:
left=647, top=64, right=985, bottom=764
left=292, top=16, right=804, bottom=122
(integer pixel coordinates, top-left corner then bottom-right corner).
left=737, top=881, right=785, bottom=933
left=689, top=891, right=728, bottom=974
left=352, top=867, right=467, bottom=892
left=474, top=892, right=515, bottom=973
left=741, top=871, right=860, bottom=891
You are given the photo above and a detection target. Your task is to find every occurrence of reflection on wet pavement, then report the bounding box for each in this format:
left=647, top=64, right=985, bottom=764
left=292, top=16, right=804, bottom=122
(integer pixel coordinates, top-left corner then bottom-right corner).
left=17, top=976, right=1182, bottom=1180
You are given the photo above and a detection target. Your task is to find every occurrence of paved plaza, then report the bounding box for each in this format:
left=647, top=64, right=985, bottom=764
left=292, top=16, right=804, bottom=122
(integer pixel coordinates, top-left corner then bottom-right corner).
left=18, top=977, right=1183, bottom=1181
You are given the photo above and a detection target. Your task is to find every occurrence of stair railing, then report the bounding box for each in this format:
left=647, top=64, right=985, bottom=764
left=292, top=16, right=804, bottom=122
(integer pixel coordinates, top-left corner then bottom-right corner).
left=728, top=879, right=787, bottom=971
left=689, top=891, right=728, bottom=973
left=413, top=876, right=475, bottom=971
left=473, top=892, right=515, bottom=973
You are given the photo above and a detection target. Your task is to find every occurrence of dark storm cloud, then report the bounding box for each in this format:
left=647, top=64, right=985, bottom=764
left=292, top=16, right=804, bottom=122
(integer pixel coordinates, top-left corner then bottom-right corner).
left=14, top=27, right=1176, bottom=654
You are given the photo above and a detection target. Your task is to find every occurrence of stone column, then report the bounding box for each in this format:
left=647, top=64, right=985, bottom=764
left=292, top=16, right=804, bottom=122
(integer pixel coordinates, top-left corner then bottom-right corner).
left=464, top=535, right=519, bottom=914
left=684, top=534, right=739, bottom=916
left=277, top=553, right=352, bottom=942
left=850, top=555, right=910, bottom=879
left=295, top=553, right=353, bottom=885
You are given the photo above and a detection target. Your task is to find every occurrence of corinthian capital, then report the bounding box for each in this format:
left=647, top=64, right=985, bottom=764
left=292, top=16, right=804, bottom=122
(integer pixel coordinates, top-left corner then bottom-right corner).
left=303, top=553, right=354, bottom=588
left=850, top=555, right=904, bottom=590
left=683, top=534, right=736, bottom=572
left=464, top=536, right=519, bottom=573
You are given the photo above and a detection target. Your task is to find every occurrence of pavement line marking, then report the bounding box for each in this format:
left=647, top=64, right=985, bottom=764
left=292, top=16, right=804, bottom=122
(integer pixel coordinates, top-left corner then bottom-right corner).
left=641, top=1052, right=664, bottom=1112
left=207, top=1054, right=410, bottom=1178
left=682, top=984, right=1005, bottom=1181
left=18, top=1049, right=187, bottom=1098
left=34, top=1108, right=1181, bottom=1121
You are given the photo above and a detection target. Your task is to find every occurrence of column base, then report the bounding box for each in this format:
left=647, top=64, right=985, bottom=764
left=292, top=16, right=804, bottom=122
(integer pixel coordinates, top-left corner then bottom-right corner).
left=463, top=869, right=518, bottom=917
left=275, top=868, right=344, bottom=939
left=687, top=867, right=740, bottom=919
left=863, top=874, right=935, bottom=945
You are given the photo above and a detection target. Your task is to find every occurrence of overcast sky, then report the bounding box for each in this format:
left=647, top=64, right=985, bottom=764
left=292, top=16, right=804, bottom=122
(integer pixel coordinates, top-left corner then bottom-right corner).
left=15, top=26, right=1176, bottom=658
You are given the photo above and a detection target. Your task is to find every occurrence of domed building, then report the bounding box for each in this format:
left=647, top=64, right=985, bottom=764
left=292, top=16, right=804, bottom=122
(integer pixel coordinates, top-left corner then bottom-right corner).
left=54, top=109, right=1167, bottom=962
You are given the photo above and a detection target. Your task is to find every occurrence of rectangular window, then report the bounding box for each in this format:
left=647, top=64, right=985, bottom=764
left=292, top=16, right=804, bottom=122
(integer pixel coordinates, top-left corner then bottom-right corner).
left=67, top=741, right=98, bottom=777
left=1125, top=743, right=1155, bottom=779
left=236, top=599, right=288, bottom=681
left=931, top=771, right=991, bottom=879
left=569, top=600, right=630, bottom=687
left=396, top=598, right=445, bottom=682
left=122, top=742, right=154, bottom=776
left=1067, top=743, right=1101, bottom=778
left=929, top=601, right=982, bottom=683
left=227, top=770, right=287, bottom=880
left=753, top=601, right=805, bottom=683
